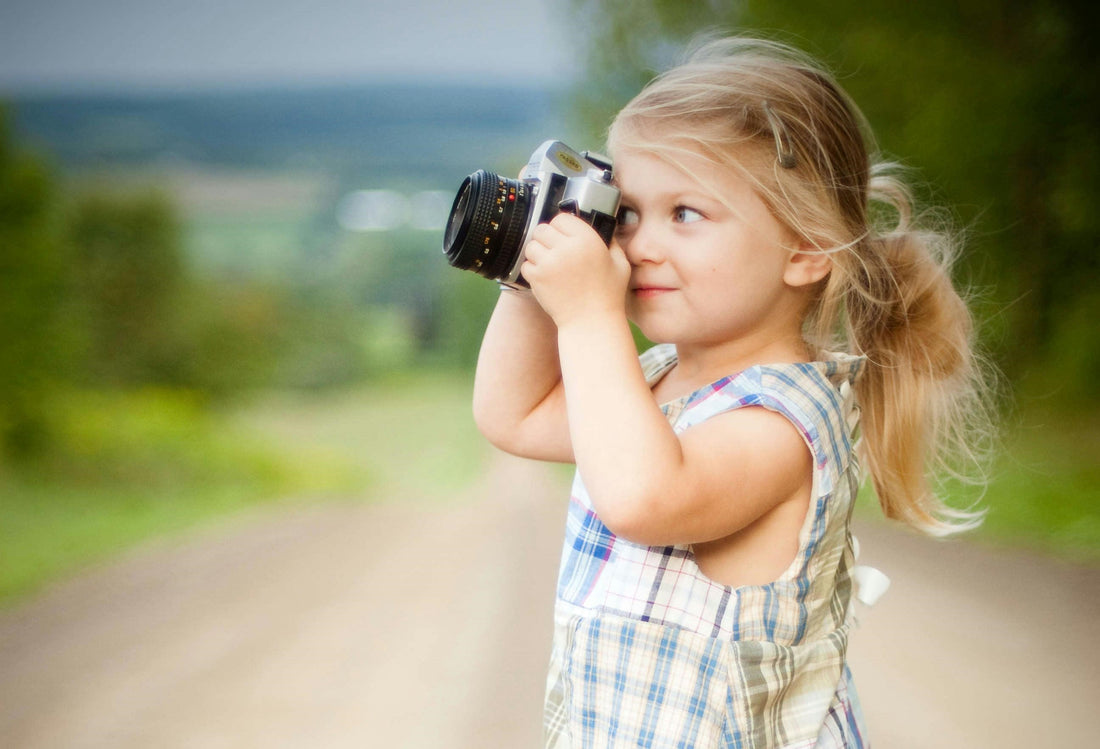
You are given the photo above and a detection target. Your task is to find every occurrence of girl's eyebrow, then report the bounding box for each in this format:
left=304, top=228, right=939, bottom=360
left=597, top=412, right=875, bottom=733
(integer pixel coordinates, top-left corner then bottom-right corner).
left=616, top=185, right=721, bottom=207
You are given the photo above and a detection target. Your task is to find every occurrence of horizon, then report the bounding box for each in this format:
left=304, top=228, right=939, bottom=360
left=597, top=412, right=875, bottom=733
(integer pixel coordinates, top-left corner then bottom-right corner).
left=2, top=75, right=569, bottom=99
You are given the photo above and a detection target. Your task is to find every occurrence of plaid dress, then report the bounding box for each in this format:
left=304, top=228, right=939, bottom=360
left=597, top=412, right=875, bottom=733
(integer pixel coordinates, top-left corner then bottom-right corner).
left=544, top=344, right=868, bottom=748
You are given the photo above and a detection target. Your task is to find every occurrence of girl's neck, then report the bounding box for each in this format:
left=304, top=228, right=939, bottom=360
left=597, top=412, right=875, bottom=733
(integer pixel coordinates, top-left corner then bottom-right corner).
left=662, top=329, right=812, bottom=400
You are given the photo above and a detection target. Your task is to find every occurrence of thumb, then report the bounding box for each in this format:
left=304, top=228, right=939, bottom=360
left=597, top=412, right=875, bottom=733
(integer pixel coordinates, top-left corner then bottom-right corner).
left=607, top=245, right=632, bottom=290
left=608, top=240, right=630, bottom=272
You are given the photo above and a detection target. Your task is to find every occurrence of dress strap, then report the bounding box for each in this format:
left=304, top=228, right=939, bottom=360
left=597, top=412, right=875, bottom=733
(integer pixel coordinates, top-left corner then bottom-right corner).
left=639, top=343, right=678, bottom=386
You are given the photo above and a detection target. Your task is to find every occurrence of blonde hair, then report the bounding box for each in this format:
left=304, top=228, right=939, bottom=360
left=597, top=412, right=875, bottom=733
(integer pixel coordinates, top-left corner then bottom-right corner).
left=609, top=36, right=995, bottom=535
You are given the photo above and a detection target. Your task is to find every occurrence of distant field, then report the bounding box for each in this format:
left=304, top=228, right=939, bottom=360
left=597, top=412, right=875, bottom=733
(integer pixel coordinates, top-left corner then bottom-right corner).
left=76, top=166, right=450, bottom=285
left=231, top=371, right=489, bottom=500
left=185, top=210, right=320, bottom=278
left=66, top=167, right=333, bottom=278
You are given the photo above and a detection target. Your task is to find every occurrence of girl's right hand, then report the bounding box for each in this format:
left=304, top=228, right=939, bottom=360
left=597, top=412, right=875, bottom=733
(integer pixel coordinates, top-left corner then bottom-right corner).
left=521, top=213, right=631, bottom=329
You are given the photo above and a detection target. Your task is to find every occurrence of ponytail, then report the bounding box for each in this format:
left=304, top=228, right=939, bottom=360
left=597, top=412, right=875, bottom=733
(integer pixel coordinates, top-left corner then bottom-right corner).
left=828, top=170, right=994, bottom=535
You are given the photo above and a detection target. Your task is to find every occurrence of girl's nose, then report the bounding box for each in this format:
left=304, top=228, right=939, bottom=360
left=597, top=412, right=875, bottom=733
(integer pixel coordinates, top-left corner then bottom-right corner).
left=621, top=224, right=663, bottom=265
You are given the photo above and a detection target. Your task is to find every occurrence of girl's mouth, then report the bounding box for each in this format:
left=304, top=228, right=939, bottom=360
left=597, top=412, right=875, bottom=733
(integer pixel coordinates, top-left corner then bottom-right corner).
left=632, top=286, right=675, bottom=299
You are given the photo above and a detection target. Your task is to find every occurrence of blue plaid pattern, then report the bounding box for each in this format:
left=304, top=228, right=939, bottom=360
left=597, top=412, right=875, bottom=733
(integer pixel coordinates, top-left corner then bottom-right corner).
left=544, top=346, right=868, bottom=748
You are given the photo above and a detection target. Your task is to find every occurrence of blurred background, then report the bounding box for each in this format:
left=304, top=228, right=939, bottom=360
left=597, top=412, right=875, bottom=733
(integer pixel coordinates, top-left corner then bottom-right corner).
left=0, top=0, right=1097, bottom=741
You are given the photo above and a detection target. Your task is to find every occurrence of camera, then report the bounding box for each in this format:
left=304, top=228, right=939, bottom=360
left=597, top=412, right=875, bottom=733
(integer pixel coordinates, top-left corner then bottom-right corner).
left=442, top=140, right=621, bottom=287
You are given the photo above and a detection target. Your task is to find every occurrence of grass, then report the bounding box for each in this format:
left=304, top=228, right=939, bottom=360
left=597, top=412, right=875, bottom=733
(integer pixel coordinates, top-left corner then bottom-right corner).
left=0, top=373, right=490, bottom=607
left=1, top=478, right=299, bottom=606
left=0, top=387, right=366, bottom=605
left=231, top=370, right=490, bottom=500
left=854, top=402, right=1100, bottom=563
left=970, top=405, right=1100, bottom=561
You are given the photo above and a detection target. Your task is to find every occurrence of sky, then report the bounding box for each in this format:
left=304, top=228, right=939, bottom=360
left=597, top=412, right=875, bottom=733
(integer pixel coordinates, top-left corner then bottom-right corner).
left=0, top=0, right=580, bottom=92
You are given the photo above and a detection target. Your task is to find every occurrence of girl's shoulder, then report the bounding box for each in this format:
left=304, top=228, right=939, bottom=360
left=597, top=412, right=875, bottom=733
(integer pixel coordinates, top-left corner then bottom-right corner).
left=640, top=345, right=864, bottom=487
left=753, top=352, right=866, bottom=403
left=639, top=344, right=864, bottom=406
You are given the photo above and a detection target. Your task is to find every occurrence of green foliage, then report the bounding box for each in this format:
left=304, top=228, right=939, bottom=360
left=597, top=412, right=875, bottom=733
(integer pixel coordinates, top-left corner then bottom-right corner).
left=429, top=271, right=500, bottom=369
left=0, top=373, right=487, bottom=606
left=854, top=400, right=1100, bottom=562
left=977, top=416, right=1100, bottom=562
left=66, top=190, right=189, bottom=385
left=61, top=189, right=299, bottom=395
left=37, top=387, right=358, bottom=492
left=0, top=386, right=367, bottom=604
left=0, top=114, right=362, bottom=464
left=237, top=371, right=489, bottom=500
left=172, top=279, right=288, bottom=393
left=0, top=109, right=74, bottom=456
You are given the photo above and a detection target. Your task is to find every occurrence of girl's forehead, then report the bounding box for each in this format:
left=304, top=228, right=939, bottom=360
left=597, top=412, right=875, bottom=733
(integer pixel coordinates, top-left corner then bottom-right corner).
left=614, top=148, right=705, bottom=186
left=612, top=146, right=754, bottom=201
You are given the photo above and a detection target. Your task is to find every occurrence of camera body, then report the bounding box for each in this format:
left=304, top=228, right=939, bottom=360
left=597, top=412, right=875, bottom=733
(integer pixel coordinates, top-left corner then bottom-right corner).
left=443, top=140, right=621, bottom=286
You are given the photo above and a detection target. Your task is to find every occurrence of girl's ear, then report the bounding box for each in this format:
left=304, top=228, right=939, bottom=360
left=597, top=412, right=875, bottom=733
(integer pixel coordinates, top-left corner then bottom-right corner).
left=783, top=243, right=832, bottom=288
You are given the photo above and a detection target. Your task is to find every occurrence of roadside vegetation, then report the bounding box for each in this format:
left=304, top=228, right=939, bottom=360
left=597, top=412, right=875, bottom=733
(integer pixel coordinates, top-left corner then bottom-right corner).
left=0, top=375, right=491, bottom=606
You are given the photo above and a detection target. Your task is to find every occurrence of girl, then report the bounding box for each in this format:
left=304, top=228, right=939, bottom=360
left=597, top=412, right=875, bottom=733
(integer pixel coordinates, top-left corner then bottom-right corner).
left=473, top=36, right=992, bottom=748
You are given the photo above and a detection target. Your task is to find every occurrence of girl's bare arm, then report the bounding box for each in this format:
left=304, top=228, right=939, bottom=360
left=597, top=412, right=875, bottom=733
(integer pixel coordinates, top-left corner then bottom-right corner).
left=472, top=289, right=573, bottom=462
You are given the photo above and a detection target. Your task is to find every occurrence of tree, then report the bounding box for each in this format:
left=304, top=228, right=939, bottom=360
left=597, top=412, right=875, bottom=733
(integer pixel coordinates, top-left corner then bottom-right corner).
left=0, top=108, right=73, bottom=457
left=67, top=190, right=190, bottom=387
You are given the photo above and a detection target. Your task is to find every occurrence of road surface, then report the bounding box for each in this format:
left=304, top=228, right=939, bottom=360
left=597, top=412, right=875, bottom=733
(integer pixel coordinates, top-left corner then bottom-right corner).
left=1, top=451, right=1097, bottom=747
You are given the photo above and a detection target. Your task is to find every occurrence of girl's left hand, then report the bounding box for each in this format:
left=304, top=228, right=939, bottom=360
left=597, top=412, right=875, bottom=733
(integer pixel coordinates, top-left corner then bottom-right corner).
left=520, top=213, right=631, bottom=328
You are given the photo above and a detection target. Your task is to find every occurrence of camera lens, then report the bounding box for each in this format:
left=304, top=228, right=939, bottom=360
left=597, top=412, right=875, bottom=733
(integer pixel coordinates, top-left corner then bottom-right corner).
left=442, top=170, right=532, bottom=280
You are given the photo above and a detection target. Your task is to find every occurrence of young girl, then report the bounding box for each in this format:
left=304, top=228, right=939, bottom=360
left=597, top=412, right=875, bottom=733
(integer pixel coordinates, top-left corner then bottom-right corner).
left=473, top=36, right=992, bottom=748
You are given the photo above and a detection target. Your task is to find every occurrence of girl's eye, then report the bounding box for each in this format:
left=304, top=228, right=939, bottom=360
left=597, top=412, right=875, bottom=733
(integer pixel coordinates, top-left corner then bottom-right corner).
left=673, top=206, right=704, bottom=224
left=617, top=207, right=639, bottom=226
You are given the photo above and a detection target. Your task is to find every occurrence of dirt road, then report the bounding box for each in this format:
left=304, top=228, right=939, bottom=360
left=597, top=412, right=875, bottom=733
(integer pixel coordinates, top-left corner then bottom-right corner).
left=1, top=451, right=1097, bottom=748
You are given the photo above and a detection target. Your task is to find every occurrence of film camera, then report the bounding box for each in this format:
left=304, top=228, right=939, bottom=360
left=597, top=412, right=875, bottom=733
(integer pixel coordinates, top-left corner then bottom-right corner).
left=442, top=140, right=621, bottom=287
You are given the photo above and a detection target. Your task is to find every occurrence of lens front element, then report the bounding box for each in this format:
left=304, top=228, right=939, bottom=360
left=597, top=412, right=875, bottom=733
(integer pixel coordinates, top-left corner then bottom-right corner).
left=442, top=170, right=531, bottom=280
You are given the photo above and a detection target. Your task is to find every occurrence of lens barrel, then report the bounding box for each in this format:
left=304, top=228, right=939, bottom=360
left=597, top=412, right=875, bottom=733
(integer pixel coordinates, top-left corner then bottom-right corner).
left=443, top=170, right=532, bottom=280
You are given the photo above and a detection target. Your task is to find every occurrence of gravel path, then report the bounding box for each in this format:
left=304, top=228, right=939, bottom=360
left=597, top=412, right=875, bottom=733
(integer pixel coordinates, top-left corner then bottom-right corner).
left=1, top=451, right=1097, bottom=748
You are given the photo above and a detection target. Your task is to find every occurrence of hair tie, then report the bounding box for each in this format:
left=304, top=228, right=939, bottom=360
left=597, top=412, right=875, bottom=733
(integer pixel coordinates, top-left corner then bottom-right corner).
left=762, top=101, right=797, bottom=169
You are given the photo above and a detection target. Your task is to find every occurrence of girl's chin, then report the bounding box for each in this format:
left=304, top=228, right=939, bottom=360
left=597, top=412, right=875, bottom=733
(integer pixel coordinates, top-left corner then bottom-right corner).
left=627, top=317, right=676, bottom=345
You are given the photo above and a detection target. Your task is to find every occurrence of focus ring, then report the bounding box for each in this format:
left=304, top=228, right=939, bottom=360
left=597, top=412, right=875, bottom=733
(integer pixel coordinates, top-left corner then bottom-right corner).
left=492, top=180, right=530, bottom=279
left=468, top=171, right=503, bottom=274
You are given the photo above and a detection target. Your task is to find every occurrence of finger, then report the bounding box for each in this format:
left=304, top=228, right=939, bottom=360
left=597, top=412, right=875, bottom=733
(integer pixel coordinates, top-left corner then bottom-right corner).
left=522, top=235, right=549, bottom=265
left=547, top=211, right=592, bottom=235
left=520, top=257, right=545, bottom=288
left=609, top=243, right=632, bottom=274
left=529, top=221, right=566, bottom=246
